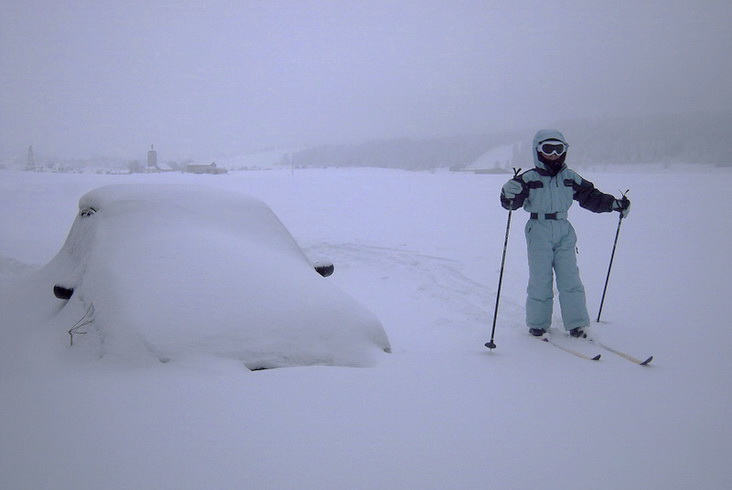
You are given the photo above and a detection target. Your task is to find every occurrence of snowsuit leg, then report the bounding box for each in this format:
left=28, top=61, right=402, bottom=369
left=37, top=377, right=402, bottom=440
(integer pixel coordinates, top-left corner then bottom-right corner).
left=525, top=220, right=590, bottom=331
left=553, top=221, right=590, bottom=330
left=525, top=220, right=554, bottom=330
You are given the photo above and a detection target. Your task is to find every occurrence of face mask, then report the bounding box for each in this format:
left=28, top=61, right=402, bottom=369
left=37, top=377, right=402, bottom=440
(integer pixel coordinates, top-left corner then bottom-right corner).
left=537, top=151, right=566, bottom=175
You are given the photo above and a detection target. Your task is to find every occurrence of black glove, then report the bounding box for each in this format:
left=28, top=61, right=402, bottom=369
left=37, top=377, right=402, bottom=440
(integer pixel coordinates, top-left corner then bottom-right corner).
left=612, top=196, right=631, bottom=218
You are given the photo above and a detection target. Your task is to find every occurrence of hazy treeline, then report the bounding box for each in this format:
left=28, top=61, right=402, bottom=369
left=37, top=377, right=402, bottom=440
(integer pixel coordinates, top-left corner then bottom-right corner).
left=288, top=112, right=731, bottom=170
left=285, top=134, right=509, bottom=171
left=532, top=112, right=731, bottom=166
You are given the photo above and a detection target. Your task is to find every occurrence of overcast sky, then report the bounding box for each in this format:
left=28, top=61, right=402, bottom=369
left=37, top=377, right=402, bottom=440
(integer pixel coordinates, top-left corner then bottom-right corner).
left=1, top=0, right=731, bottom=160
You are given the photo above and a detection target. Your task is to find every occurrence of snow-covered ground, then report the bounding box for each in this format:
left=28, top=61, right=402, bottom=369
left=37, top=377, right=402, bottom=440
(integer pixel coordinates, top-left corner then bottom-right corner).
left=1, top=166, right=731, bottom=489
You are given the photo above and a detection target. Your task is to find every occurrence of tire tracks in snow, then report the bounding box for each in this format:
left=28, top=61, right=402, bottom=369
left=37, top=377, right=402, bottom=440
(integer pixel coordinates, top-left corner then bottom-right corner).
left=304, top=242, right=525, bottom=332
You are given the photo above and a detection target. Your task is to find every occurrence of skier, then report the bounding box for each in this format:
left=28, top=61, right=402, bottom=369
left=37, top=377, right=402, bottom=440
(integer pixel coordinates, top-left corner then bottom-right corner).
left=500, top=129, right=630, bottom=339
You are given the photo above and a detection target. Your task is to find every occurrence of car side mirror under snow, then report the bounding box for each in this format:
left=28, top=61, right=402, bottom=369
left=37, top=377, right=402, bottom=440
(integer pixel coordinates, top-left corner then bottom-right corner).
left=54, top=285, right=74, bottom=300
left=314, top=261, right=334, bottom=277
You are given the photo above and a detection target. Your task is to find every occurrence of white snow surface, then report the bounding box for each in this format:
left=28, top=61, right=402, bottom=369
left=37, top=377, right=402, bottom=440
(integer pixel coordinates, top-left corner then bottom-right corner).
left=1, top=166, right=731, bottom=489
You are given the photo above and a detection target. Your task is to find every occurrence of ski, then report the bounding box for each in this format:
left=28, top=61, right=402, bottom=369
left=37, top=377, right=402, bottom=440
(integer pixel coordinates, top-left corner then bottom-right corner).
left=589, top=340, right=653, bottom=365
left=539, top=337, right=601, bottom=361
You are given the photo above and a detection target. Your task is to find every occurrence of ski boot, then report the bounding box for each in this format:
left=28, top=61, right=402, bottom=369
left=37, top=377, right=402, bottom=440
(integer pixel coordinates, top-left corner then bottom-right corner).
left=569, top=327, right=587, bottom=338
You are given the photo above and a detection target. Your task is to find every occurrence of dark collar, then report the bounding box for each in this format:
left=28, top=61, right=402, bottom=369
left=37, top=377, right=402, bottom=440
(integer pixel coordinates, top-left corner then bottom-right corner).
left=534, top=165, right=565, bottom=177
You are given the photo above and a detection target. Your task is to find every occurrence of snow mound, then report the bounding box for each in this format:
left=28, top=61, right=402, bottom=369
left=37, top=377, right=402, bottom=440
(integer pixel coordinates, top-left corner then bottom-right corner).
left=40, top=184, right=391, bottom=369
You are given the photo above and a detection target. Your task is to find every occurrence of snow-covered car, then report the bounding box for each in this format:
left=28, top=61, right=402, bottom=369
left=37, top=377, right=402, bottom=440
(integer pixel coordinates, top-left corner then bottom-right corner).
left=45, top=184, right=391, bottom=369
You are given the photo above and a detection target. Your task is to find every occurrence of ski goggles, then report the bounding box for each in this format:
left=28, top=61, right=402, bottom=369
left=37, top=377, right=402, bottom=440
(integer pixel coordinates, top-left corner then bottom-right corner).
left=536, top=141, right=568, bottom=156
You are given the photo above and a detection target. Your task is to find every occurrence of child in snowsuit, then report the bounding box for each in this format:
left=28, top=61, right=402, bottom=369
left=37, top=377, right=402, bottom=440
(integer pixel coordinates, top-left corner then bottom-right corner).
left=500, top=129, right=630, bottom=338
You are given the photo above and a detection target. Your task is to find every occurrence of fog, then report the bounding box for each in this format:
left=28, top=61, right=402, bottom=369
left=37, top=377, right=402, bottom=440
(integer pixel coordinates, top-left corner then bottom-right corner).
left=2, top=0, right=731, bottom=161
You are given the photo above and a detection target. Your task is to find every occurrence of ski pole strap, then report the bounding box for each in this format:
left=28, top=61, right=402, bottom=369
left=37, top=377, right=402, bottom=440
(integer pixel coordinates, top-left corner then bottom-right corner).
left=530, top=212, right=567, bottom=220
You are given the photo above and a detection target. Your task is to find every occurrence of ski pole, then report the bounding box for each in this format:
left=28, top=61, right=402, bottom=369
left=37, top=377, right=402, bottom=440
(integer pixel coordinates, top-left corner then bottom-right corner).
left=486, top=168, right=521, bottom=350
left=597, top=190, right=629, bottom=323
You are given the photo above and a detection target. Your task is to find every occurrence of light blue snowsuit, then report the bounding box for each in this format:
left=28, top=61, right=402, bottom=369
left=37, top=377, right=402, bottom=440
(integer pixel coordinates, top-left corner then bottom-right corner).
left=500, top=130, right=616, bottom=332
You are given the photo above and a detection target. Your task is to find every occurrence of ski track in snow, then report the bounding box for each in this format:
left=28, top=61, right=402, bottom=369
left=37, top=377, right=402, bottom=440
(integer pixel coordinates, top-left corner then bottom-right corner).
left=308, top=242, right=492, bottom=319
left=0, top=256, right=39, bottom=276
left=305, top=241, right=525, bottom=335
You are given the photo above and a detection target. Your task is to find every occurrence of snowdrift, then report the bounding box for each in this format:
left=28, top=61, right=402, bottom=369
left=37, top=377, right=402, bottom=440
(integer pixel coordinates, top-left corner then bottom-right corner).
left=38, top=184, right=391, bottom=369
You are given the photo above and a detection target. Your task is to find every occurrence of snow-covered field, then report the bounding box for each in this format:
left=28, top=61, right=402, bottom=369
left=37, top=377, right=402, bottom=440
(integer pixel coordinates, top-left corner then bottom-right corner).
left=1, top=166, right=731, bottom=489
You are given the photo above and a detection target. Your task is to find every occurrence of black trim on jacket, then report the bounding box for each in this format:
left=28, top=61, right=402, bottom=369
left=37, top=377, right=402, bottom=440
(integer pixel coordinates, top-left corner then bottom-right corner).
left=571, top=178, right=615, bottom=213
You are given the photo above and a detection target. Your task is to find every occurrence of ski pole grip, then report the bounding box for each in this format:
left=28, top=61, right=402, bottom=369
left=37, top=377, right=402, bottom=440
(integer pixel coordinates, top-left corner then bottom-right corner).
left=617, top=189, right=630, bottom=220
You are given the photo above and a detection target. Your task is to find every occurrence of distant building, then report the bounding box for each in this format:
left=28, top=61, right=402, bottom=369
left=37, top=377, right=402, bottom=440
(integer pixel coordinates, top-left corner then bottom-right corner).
left=147, top=145, right=158, bottom=170
left=184, top=162, right=228, bottom=175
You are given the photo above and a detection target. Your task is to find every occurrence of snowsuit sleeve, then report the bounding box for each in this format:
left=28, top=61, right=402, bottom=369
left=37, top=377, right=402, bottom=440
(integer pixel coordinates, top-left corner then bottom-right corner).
left=569, top=171, right=616, bottom=213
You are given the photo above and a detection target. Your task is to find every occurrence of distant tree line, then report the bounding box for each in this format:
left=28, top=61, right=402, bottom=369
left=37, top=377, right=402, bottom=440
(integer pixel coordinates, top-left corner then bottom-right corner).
left=520, top=112, right=731, bottom=167
left=287, top=112, right=731, bottom=170
left=287, top=134, right=508, bottom=170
